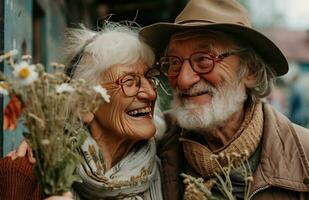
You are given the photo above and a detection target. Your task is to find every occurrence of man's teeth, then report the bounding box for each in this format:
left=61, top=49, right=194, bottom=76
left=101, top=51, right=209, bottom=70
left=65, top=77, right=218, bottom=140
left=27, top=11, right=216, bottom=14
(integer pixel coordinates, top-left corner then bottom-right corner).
left=195, top=90, right=209, bottom=96
left=182, top=90, right=210, bottom=97
left=128, top=107, right=151, bottom=116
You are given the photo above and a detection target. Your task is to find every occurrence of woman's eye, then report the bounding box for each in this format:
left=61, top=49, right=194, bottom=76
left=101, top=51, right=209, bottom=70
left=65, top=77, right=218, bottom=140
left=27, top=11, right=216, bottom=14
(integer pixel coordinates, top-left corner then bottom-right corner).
left=121, top=75, right=137, bottom=86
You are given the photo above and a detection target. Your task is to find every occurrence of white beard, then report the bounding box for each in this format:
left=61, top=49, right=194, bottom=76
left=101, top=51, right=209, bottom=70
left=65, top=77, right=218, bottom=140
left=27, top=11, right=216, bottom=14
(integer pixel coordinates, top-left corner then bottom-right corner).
left=171, top=79, right=247, bottom=131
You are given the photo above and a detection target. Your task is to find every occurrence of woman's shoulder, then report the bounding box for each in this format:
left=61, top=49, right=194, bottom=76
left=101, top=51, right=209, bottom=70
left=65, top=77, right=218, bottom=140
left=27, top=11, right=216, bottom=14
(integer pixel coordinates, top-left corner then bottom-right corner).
left=0, top=156, right=41, bottom=200
left=0, top=156, right=36, bottom=178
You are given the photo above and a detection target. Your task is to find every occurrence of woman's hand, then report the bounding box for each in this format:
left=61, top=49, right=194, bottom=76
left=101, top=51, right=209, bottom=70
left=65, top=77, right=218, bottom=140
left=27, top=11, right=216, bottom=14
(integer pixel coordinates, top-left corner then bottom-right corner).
left=44, top=192, right=73, bottom=200
left=6, top=140, right=36, bottom=163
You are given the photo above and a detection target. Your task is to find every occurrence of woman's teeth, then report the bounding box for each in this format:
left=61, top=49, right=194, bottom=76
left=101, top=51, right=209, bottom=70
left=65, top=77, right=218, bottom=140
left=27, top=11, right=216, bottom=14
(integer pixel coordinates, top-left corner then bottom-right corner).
left=127, top=107, right=152, bottom=117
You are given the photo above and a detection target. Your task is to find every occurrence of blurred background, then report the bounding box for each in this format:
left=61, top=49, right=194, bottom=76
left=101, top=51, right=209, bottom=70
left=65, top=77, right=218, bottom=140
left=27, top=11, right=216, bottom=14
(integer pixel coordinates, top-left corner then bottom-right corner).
left=0, top=0, right=309, bottom=157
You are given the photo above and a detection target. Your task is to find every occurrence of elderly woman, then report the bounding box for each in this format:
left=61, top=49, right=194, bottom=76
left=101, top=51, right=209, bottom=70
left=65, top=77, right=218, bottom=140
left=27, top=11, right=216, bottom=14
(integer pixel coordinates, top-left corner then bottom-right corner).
left=0, top=23, right=164, bottom=200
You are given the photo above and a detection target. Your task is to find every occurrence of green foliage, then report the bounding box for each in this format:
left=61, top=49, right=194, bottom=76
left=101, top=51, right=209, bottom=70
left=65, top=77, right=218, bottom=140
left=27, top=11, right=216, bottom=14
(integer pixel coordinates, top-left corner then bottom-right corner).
left=158, top=76, right=173, bottom=111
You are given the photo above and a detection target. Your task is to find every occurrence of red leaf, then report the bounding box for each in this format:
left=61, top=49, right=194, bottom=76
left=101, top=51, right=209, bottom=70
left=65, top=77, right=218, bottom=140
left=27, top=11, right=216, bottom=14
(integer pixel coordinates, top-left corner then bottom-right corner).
left=3, top=95, right=24, bottom=131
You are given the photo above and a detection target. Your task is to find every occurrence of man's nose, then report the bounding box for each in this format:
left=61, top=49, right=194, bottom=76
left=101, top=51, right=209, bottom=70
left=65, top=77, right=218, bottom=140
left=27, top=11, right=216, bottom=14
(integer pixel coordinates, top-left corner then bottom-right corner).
left=176, top=60, right=200, bottom=90
left=136, top=78, right=157, bottom=101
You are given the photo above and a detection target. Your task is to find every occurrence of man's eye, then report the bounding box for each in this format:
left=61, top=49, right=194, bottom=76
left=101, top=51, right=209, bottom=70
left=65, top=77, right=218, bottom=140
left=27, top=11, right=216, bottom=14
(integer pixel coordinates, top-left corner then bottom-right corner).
left=195, top=55, right=209, bottom=62
left=170, top=58, right=181, bottom=65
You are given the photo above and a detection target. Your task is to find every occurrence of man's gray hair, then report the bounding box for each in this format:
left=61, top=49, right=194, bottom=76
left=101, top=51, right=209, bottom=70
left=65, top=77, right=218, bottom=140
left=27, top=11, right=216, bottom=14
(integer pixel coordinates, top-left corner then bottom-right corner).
left=63, top=22, right=155, bottom=86
left=237, top=48, right=276, bottom=102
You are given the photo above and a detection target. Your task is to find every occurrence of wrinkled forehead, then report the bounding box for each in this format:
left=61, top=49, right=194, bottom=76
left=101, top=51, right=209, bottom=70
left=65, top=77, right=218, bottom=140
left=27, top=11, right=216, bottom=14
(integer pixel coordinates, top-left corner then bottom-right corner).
left=168, top=29, right=235, bottom=52
left=102, top=60, right=150, bottom=78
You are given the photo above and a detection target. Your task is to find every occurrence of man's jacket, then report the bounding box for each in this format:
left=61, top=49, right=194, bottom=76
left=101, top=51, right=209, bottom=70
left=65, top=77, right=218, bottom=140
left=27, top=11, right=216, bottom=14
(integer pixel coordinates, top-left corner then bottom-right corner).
left=158, top=102, right=309, bottom=199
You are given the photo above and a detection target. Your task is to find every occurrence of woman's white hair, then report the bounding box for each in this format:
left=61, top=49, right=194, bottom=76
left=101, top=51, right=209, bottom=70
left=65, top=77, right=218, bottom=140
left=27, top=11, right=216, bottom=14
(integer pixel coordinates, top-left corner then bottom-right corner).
left=64, top=22, right=155, bottom=86
left=63, top=22, right=167, bottom=138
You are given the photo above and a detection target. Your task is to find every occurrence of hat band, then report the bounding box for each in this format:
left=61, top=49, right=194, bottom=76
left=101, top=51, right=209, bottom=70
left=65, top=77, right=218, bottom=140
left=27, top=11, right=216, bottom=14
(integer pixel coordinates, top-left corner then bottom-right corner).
left=176, top=19, right=214, bottom=25
left=176, top=19, right=248, bottom=27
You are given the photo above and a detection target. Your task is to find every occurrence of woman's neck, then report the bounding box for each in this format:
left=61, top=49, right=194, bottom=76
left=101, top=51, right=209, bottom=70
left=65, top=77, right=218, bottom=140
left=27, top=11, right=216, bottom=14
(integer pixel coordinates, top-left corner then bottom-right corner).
left=88, top=118, right=137, bottom=170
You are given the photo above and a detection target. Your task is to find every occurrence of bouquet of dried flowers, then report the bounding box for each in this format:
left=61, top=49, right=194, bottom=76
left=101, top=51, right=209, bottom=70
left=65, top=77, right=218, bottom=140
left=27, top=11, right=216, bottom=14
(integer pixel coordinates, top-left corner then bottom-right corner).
left=182, top=151, right=253, bottom=200
left=0, top=50, right=110, bottom=196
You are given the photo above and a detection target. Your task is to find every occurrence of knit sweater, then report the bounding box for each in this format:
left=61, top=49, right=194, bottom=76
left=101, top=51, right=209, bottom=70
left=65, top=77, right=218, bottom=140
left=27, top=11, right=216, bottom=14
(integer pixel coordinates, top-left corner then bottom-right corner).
left=0, top=157, right=41, bottom=200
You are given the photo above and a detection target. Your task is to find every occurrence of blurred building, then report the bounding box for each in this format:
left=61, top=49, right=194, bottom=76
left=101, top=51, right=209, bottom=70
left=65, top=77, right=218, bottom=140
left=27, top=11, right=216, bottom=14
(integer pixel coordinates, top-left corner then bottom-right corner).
left=0, top=0, right=69, bottom=157
left=260, top=28, right=309, bottom=69
left=261, top=28, right=309, bottom=127
left=247, top=0, right=309, bottom=30
left=0, top=0, right=187, bottom=157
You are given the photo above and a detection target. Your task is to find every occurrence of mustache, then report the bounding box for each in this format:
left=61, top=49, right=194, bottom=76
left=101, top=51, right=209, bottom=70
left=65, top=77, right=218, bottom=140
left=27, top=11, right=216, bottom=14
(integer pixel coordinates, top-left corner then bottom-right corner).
left=175, top=79, right=217, bottom=96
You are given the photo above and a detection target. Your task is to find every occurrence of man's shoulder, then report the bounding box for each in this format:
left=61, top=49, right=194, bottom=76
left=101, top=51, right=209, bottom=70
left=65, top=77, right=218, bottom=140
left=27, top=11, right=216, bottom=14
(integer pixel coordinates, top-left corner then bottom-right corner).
left=293, top=123, right=309, bottom=138
left=292, top=123, right=309, bottom=155
left=266, top=101, right=309, bottom=159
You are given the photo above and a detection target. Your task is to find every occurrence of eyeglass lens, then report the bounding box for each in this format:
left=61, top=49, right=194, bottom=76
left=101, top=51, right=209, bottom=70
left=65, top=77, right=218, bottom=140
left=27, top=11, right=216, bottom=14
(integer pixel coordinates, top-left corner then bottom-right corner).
left=160, top=52, right=215, bottom=77
left=119, top=68, right=162, bottom=97
left=120, top=74, right=141, bottom=97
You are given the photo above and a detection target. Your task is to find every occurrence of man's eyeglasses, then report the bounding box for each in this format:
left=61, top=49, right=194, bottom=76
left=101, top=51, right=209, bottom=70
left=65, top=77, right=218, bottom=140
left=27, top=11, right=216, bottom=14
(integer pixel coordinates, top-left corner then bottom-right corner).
left=158, top=49, right=247, bottom=77
left=103, top=67, right=163, bottom=97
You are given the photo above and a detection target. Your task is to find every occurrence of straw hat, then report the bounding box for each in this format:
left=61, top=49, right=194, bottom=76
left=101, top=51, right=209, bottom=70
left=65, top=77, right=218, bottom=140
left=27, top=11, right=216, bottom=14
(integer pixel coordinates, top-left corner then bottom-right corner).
left=140, top=0, right=288, bottom=76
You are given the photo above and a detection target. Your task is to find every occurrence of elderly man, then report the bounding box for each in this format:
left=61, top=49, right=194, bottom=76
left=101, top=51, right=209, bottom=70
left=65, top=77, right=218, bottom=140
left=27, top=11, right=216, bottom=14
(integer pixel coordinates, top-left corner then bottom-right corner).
left=141, top=0, right=309, bottom=199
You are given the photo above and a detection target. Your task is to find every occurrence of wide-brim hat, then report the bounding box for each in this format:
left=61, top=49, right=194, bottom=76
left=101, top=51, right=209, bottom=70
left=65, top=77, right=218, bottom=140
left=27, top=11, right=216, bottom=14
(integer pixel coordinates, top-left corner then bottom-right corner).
left=140, top=0, right=288, bottom=76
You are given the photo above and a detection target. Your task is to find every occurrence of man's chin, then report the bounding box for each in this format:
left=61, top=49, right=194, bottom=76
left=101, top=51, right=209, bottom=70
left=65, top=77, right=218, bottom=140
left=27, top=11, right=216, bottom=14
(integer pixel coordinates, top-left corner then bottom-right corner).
left=180, top=94, right=213, bottom=106
left=179, top=99, right=211, bottom=110
left=171, top=104, right=211, bottom=129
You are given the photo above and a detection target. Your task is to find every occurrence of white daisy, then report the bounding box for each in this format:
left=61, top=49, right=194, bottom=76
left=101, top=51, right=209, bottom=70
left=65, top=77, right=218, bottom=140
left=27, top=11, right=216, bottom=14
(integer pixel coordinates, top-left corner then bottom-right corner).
left=13, top=61, right=38, bottom=85
left=0, top=49, right=18, bottom=62
left=56, top=83, right=75, bottom=94
left=10, top=49, right=18, bottom=56
left=21, top=55, right=32, bottom=60
left=93, top=85, right=110, bottom=103
left=0, top=82, right=9, bottom=96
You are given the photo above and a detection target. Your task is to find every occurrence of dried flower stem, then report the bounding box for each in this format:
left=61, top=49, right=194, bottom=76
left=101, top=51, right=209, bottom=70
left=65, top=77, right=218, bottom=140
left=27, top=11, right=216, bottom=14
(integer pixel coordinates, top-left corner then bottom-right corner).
left=1, top=50, right=108, bottom=196
left=182, top=151, right=253, bottom=200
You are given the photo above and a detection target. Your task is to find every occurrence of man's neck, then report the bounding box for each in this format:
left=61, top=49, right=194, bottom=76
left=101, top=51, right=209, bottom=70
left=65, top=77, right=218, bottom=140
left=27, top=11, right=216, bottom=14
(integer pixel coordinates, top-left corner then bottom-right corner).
left=201, top=105, right=245, bottom=151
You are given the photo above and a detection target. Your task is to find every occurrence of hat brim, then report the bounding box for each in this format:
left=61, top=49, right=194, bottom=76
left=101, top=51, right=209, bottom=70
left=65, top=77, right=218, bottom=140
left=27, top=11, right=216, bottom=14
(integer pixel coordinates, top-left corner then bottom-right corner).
left=140, top=22, right=288, bottom=76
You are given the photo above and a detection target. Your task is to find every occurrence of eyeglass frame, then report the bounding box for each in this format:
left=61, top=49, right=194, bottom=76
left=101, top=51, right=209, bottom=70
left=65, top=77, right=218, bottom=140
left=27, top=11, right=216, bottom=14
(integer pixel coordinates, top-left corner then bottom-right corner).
left=101, top=67, right=163, bottom=97
left=158, top=49, right=248, bottom=77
